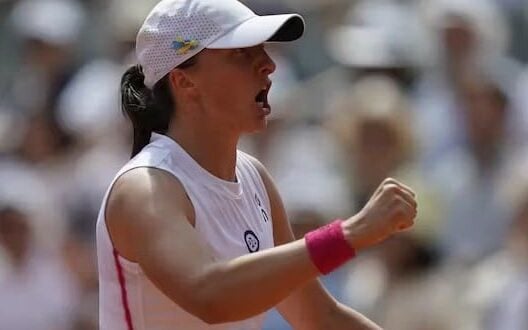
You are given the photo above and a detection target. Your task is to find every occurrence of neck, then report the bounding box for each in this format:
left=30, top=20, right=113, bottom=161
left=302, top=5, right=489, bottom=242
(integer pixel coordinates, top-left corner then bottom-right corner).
left=167, top=122, right=240, bottom=182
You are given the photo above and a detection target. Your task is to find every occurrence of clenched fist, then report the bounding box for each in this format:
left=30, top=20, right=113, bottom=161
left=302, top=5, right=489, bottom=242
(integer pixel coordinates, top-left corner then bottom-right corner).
left=342, top=178, right=417, bottom=251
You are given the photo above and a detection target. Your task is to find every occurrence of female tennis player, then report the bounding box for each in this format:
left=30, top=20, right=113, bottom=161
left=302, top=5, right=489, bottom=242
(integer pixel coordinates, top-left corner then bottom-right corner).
left=96, top=0, right=418, bottom=329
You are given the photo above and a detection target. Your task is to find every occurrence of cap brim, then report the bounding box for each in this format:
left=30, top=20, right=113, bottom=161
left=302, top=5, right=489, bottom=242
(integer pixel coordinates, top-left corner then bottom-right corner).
left=207, top=14, right=304, bottom=49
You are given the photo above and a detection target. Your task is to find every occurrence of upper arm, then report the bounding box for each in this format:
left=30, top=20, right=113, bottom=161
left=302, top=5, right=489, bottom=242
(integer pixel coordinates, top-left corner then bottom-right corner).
left=248, top=156, right=338, bottom=329
left=105, top=168, right=215, bottom=317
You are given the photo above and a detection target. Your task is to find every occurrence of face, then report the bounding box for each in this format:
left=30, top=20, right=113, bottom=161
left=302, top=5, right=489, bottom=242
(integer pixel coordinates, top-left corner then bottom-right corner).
left=441, top=15, right=476, bottom=64
left=174, top=45, right=276, bottom=134
left=461, top=80, right=507, bottom=152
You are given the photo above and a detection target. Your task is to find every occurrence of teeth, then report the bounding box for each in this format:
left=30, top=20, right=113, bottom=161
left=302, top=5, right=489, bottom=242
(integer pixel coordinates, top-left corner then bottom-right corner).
left=257, top=102, right=271, bottom=112
left=255, top=86, right=271, bottom=111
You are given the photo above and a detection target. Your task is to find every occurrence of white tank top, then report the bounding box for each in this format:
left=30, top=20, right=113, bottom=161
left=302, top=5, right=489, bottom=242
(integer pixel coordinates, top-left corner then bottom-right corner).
left=96, top=133, right=274, bottom=330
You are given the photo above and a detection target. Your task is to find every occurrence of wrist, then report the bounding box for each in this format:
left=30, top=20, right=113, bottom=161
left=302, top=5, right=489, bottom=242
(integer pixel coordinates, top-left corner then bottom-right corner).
left=304, top=220, right=356, bottom=275
left=341, top=214, right=371, bottom=252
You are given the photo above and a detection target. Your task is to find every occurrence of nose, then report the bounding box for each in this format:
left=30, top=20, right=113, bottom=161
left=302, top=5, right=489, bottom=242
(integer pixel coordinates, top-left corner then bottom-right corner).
left=257, top=47, right=276, bottom=76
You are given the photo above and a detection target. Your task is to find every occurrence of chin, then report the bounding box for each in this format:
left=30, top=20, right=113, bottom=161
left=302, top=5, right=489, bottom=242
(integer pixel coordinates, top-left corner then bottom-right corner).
left=244, top=117, right=268, bottom=134
left=256, top=115, right=270, bottom=131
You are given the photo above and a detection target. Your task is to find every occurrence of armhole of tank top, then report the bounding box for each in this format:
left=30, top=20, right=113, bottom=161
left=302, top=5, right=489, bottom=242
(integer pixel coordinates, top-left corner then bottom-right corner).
left=103, top=163, right=198, bottom=266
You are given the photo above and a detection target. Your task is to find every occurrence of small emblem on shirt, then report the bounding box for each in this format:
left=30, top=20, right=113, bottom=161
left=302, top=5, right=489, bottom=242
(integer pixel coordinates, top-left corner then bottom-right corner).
left=255, top=193, right=262, bottom=207
left=254, top=193, right=269, bottom=223
left=244, top=230, right=260, bottom=253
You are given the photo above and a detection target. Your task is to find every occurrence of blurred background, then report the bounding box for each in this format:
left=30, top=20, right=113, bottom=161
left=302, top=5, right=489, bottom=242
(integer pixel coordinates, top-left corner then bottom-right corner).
left=0, top=0, right=527, bottom=329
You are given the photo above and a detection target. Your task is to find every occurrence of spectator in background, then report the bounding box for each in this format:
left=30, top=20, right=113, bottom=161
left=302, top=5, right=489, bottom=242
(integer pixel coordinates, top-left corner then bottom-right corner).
left=4, top=0, right=85, bottom=116
left=53, top=0, right=150, bottom=242
left=328, top=75, right=414, bottom=208
left=435, top=61, right=520, bottom=263
left=326, top=74, right=442, bottom=242
left=0, top=205, right=80, bottom=330
left=294, top=0, right=427, bottom=133
left=0, top=4, right=103, bottom=329
left=0, top=0, right=86, bottom=154
left=412, top=0, right=521, bottom=170
left=485, top=187, right=528, bottom=330
left=326, top=0, right=424, bottom=89
left=0, top=0, right=89, bottom=250
left=453, top=159, right=528, bottom=329
left=358, top=234, right=454, bottom=330
left=319, top=74, right=447, bottom=328
left=0, top=118, right=71, bottom=251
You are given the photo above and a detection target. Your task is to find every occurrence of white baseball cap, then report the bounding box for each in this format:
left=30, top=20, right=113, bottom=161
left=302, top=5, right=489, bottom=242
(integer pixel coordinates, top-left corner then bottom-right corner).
left=137, top=0, right=305, bottom=89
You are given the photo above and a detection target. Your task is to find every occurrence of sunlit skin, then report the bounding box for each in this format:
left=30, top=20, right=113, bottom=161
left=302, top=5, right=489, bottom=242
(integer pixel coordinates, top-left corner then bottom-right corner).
left=165, top=45, right=275, bottom=181
left=106, top=46, right=416, bottom=328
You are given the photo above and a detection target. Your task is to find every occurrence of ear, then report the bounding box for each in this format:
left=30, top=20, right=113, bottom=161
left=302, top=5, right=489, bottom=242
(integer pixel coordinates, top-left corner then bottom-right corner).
left=168, top=69, right=197, bottom=98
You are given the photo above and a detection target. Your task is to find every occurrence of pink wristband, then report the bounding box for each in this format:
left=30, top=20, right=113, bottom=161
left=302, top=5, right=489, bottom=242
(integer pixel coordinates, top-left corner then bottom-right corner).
left=305, top=220, right=356, bottom=275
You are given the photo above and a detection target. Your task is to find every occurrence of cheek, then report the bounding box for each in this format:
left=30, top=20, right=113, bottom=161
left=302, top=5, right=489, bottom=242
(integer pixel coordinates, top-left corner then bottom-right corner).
left=202, top=72, right=251, bottom=110
left=220, top=90, right=255, bottom=124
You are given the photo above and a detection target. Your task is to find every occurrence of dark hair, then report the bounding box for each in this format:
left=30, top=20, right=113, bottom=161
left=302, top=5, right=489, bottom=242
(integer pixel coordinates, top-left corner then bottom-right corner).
left=121, top=56, right=198, bottom=157
left=121, top=65, right=174, bottom=158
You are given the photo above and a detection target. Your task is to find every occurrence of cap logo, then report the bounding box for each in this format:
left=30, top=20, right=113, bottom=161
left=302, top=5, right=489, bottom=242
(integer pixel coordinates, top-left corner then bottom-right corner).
left=171, top=36, right=199, bottom=55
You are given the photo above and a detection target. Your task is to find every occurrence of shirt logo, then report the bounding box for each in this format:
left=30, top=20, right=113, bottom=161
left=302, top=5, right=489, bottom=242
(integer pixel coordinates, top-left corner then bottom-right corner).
left=244, top=230, right=260, bottom=253
left=171, top=37, right=199, bottom=55
left=254, top=193, right=269, bottom=223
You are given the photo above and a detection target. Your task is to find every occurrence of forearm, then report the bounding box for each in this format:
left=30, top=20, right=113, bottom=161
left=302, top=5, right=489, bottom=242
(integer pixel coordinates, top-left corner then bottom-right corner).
left=194, top=239, right=320, bottom=323
left=321, top=303, right=381, bottom=330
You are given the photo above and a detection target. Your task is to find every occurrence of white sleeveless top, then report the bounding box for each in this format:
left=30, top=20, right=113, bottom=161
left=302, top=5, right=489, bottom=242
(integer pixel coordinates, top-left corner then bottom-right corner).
left=96, top=133, right=274, bottom=330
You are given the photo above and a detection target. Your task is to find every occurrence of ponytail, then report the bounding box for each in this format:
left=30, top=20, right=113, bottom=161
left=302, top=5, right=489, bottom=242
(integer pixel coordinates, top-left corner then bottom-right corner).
left=120, top=65, right=174, bottom=158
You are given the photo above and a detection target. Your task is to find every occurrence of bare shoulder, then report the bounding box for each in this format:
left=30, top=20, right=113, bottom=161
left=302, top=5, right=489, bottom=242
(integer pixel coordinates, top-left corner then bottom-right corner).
left=108, top=167, right=189, bottom=212
left=105, top=167, right=195, bottom=261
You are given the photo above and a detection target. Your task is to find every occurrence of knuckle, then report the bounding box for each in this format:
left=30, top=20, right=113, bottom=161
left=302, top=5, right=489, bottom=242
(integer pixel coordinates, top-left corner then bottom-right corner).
left=383, top=184, right=399, bottom=194
left=391, top=195, right=403, bottom=205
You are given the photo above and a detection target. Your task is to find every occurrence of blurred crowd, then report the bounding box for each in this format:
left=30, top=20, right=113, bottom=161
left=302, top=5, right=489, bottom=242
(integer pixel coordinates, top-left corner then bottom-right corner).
left=0, top=0, right=527, bottom=329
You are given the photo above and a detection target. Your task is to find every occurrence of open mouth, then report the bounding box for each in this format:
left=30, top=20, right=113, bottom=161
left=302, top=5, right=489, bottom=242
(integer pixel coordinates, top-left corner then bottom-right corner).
left=255, top=84, right=271, bottom=111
